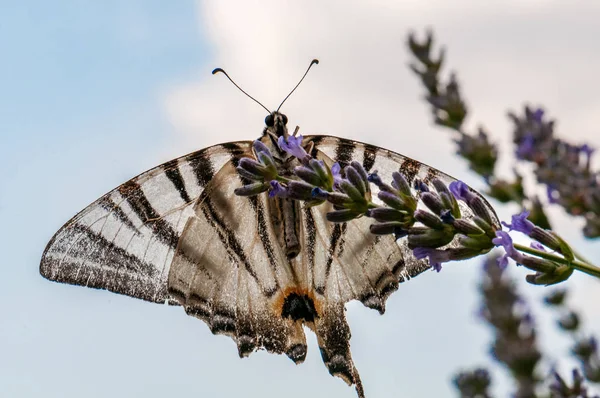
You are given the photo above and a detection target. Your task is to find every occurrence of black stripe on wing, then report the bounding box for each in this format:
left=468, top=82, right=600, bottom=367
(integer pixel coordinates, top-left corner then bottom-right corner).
left=163, top=159, right=192, bottom=203
left=118, top=180, right=180, bottom=249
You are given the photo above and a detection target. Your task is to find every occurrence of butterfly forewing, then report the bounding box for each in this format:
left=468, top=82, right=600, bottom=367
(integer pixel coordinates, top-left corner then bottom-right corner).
left=40, top=141, right=254, bottom=304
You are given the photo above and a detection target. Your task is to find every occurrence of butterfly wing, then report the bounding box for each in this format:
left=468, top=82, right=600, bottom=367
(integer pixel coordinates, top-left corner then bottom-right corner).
left=167, top=160, right=309, bottom=361
left=40, top=141, right=254, bottom=304
left=296, top=135, right=500, bottom=395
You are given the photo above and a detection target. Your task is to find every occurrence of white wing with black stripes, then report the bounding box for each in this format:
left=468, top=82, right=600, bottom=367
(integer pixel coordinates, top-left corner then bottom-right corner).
left=40, top=141, right=254, bottom=304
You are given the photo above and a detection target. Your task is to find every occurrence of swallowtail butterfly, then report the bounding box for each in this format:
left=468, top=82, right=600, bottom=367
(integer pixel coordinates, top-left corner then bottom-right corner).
left=40, top=60, right=499, bottom=397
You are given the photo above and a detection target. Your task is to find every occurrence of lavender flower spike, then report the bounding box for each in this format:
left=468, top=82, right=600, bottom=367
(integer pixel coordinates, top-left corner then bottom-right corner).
left=278, top=135, right=308, bottom=160
left=502, top=210, right=535, bottom=235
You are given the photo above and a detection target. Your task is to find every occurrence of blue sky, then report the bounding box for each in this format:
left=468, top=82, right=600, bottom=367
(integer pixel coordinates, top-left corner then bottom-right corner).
left=2, top=1, right=600, bottom=397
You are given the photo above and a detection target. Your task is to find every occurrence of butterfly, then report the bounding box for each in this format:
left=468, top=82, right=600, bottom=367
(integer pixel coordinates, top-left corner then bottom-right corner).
left=40, top=60, right=499, bottom=398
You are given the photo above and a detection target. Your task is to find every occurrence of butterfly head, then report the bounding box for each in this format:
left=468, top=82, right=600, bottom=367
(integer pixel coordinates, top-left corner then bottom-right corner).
left=264, top=111, right=288, bottom=138
left=263, top=111, right=293, bottom=156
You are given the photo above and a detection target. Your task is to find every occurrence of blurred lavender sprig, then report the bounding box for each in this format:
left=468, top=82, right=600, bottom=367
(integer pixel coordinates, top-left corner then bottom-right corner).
left=408, top=31, right=498, bottom=183
left=550, top=369, right=599, bottom=398
left=407, top=28, right=600, bottom=398
left=408, top=30, right=600, bottom=238
left=480, top=255, right=542, bottom=398
left=454, top=368, right=493, bottom=398
left=509, top=109, right=600, bottom=238
left=545, top=289, right=600, bottom=384
left=455, top=257, right=599, bottom=397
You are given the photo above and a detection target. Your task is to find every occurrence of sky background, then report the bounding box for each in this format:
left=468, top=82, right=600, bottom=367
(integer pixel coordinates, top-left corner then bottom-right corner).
left=2, top=1, right=600, bottom=397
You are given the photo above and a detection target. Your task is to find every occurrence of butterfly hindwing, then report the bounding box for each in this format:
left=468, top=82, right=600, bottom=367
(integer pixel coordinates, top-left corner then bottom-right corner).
left=167, top=159, right=306, bottom=360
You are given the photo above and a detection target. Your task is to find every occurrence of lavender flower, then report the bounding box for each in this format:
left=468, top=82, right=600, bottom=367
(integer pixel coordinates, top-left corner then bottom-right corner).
left=580, top=143, right=595, bottom=156
left=331, top=162, right=342, bottom=187
left=413, top=247, right=446, bottom=272
left=269, top=180, right=287, bottom=198
left=492, top=230, right=523, bottom=268
left=530, top=242, right=545, bottom=251
left=516, top=134, right=535, bottom=160
left=278, top=135, right=308, bottom=160
left=547, top=185, right=559, bottom=204
left=502, top=210, right=535, bottom=235
left=449, top=180, right=476, bottom=203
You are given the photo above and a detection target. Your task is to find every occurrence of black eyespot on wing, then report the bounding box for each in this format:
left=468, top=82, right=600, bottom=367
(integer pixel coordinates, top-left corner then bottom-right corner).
left=281, top=292, right=318, bottom=322
left=265, top=114, right=274, bottom=127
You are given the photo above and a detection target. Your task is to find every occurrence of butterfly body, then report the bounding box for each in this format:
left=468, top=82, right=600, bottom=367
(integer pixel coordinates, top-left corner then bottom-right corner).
left=40, top=111, right=499, bottom=398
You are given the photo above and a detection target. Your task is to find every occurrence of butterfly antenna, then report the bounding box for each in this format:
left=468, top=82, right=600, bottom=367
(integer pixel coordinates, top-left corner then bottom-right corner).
left=212, top=67, right=271, bottom=114
left=276, top=59, right=319, bottom=112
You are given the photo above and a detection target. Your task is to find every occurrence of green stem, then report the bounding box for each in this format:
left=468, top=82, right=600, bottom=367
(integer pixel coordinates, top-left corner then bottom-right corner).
left=514, top=243, right=600, bottom=279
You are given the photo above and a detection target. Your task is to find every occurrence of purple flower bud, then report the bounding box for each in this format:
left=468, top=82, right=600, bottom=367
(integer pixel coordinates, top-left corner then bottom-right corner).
left=294, top=166, right=321, bottom=186
left=308, top=159, right=329, bottom=183
left=286, top=180, right=316, bottom=201
left=370, top=222, right=405, bottom=236
left=236, top=166, right=263, bottom=181
left=532, top=108, right=544, bottom=122
left=392, top=172, right=411, bottom=195
left=440, top=209, right=455, bottom=224
left=378, top=191, right=407, bottom=210
left=350, top=161, right=369, bottom=183
left=345, top=165, right=367, bottom=195
left=407, top=226, right=455, bottom=248
left=421, top=192, right=444, bottom=215
left=326, top=209, right=361, bottom=223
left=492, top=230, right=516, bottom=256
left=412, top=247, right=449, bottom=272
left=529, top=227, right=572, bottom=259
left=497, top=253, right=509, bottom=269
left=449, top=180, right=476, bottom=203
left=530, top=242, right=545, bottom=251
left=469, top=197, right=494, bottom=226
left=580, top=143, right=595, bottom=158
left=253, top=140, right=272, bottom=156
left=239, top=157, right=264, bottom=174
left=547, top=184, right=559, bottom=204
left=326, top=191, right=352, bottom=206
left=492, top=230, right=525, bottom=268
left=311, top=187, right=329, bottom=200
left=234, top=182, right=269, bottom=197
left=278, top=135, right=308, bottom=160
left=501, top=210, right=534, bottom=235
left=269, top=181, right=287, bottom=198
left=516, top=134, right=535, bottom=160
left=369, top=208, right=405, bottom=223
left=367, top=171, right=384, bottom=187
left=340, top=180, right=365, bottom=202
left=331, top=162, right=343, bottom=187
left=414, top=210, right=444, bottom=229
left=414, top=179, right=429, bottom=192
left=431, top=178, right=450, bottom=195
left=452, top=219, right=484, bottom=236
